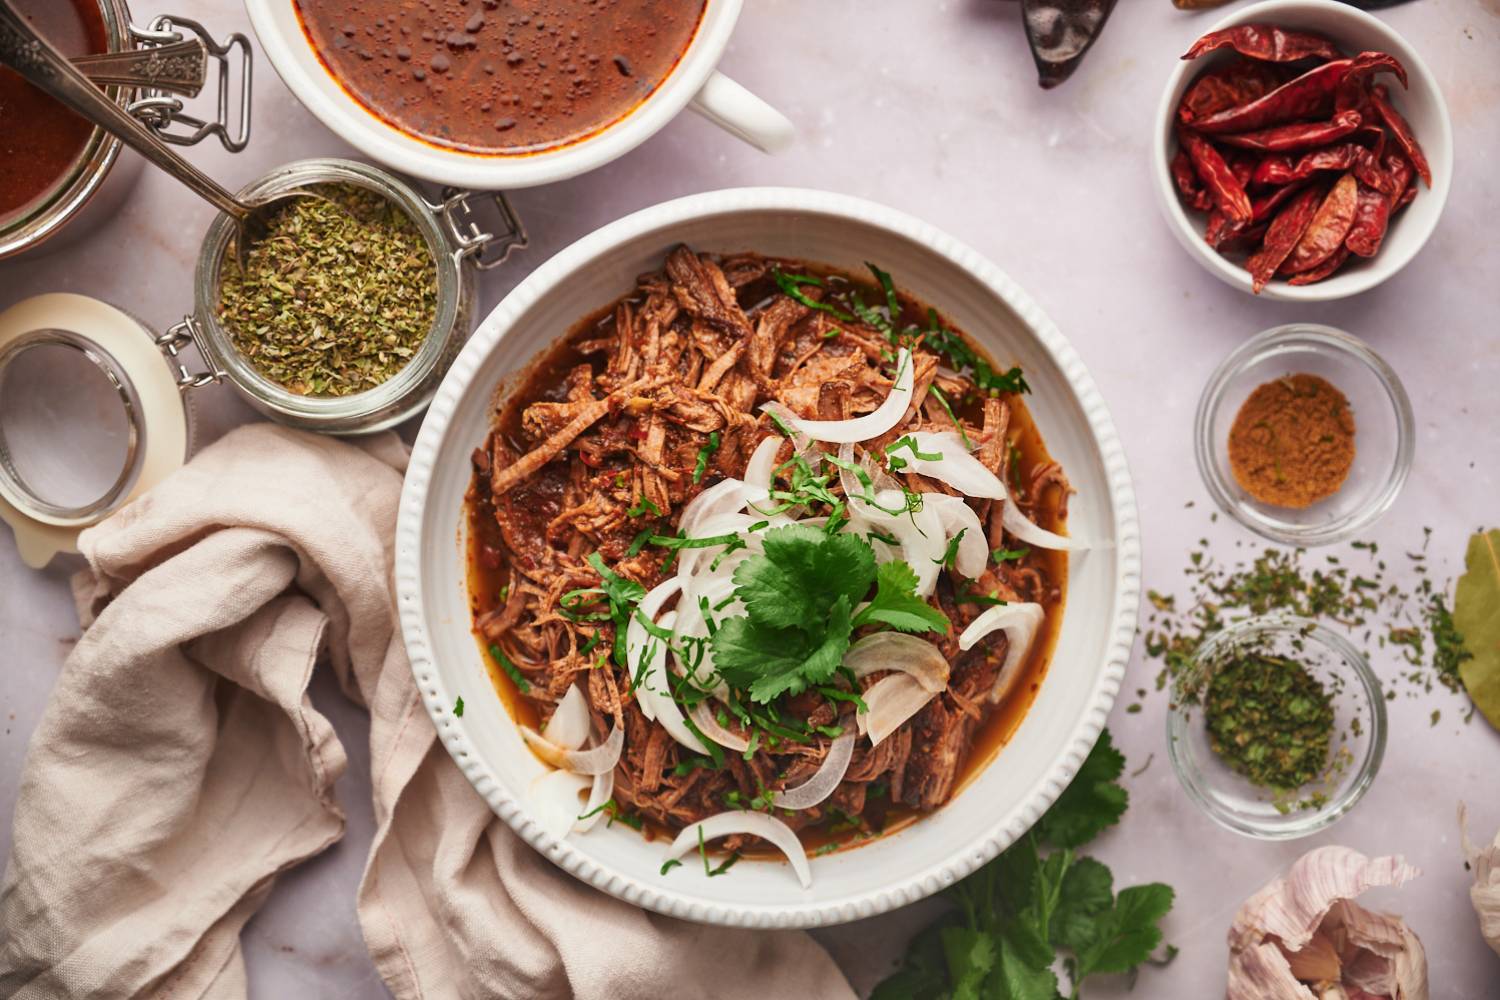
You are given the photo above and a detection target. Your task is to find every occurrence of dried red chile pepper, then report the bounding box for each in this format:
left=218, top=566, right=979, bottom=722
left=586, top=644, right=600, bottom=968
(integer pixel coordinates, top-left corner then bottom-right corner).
left=1246, top=185, right=1324, bottom=292
left=1217, top=109, right=1363, bottom=153
left=1169, top=21, right=1430, bottom=292
left=1282, top=173, right=1360, bottom=275
left=1179, top=128, right=1253, bottom=226
left=1370, top=83, right=1432, bottom=186
left=1182, top=24, right=1341, bottom=64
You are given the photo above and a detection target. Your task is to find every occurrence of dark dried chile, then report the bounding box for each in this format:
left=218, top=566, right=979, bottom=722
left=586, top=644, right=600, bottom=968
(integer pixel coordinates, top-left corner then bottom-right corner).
left=1246, top=185, right=1324, bottom=292
left=1345, top=182, right=1392, bottom=258
left=1193, top=51, right=1407, bottom=135
left=1179, top=128, right=1253, bottom=226
left=1370, top=83, right=1432, bottom=186
left=1216, top=109, right=1363, bottom=153
left=1282, top=173, right=1361, bottom=275
left=1018, top=0, right=1119, bottom=90
left=1182, top=24, right=1341, bottom=64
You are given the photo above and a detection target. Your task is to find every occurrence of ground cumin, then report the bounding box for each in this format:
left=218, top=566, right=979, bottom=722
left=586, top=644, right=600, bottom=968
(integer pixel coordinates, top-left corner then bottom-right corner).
left=1228, top=373, right=1355, bottom=508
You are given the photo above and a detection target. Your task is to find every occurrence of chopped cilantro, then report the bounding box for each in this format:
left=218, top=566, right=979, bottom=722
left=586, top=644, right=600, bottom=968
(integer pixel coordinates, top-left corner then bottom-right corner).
left=626, top=496, right=661, bottom=519
left=488, top=644, right=530, bottom=693
left=692, top=431, right=721, bottom=484
left=453, top=696, right=465, bottom=717
left=994, top=546, right=1031, bottom=564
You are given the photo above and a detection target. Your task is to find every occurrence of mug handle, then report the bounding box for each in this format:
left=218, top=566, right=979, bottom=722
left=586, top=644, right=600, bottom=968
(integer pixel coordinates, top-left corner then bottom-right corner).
left=689, top=71, right=794, bottom=154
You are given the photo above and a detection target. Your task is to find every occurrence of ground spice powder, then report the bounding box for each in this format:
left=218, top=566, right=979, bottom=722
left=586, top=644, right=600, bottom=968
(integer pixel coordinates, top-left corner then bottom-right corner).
left=1228, top=373, right=1355, bottom=508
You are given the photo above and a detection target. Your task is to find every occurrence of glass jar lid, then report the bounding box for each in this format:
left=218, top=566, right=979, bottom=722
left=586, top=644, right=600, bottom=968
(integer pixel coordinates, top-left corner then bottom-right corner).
left=0, top=293, right=191, bottom=566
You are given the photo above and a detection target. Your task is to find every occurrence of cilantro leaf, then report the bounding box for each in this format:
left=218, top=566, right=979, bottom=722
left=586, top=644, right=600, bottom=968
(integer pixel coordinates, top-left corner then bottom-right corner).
left=733, top=524, right=874, bottom=631
left=992, top=935, right=1061, bottom=1000
left=854, top=561, right=951, bottom=634
left=940, top=926, right=996, bottom=1000
left=712, top=594, right=853, bottom=703
left=1034, top=729, right=1128, bottom=849
left=1051, top=857, right=1114, bottom=954
left=1067, top=883, right=1176, bottom=983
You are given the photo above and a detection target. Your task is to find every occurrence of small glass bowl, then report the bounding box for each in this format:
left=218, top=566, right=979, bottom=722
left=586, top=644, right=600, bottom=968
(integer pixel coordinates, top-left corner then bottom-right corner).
left=1194, top=324, right=1414, bottom=546
left=1167, top=615, right=1386, bottom=840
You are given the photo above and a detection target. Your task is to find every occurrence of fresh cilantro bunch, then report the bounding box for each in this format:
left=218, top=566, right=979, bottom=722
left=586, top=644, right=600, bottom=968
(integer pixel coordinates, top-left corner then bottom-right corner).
left=873, top=731, right=1175, bottom=1000
left=711, top=524, right=950, bottom=704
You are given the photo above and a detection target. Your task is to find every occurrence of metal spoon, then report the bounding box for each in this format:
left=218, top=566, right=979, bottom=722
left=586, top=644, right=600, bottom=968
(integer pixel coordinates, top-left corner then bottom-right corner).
left=71, top=38, right=206, bottom=97
left=0, top=0, right=308, bottom=253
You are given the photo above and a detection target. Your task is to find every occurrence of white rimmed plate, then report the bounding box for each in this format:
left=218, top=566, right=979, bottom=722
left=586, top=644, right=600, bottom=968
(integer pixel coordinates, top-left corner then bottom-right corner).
left=394, top=187, right=1139, bottom=927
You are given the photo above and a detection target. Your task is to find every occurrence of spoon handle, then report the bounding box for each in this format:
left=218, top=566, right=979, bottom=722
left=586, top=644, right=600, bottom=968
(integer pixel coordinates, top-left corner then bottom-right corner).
left=0, top=0, right=246, bottom=220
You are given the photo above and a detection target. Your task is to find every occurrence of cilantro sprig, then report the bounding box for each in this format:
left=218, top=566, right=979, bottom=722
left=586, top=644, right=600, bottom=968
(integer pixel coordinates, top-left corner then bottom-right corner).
left=873, top=731, right=1175, bottom=1000
left=710, top=525, right=949, bottom=704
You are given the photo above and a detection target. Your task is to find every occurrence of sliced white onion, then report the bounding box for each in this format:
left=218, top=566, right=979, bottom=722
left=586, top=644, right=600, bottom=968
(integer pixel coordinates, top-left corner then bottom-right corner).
left=890, top=431, right=1085, bottom=552
left=625, top=578, right=682, bottom=724
left=573, top=768, right=616, bottom=835
left=520, top=720, right=624, bottom=775
left=958, top=602, right=1045, bottom=703
left=855, top=673, right=937, bottom=747
left=900, top=431, right=1005, bottom=498
left=742, top=433, right=783, bottom=492
left=664, top=811, right=812, bottom=889
left=687, top=698, right=750, bottom=752
left=635, top=610, right=711, bottom=755
left=678, top=478, right=754, bottom=539
left=844, top=632, right=950, bottom=693
left=925, top=494, right=989, bottom=579
left=528, top=768, right=592, bottom=842
left=767, top=347, right=914, bottom=444
left=542, top=684, right=589, bottom=751
left=771, top=728, right=855, bottom=810
left=1001, top=501, right=1087, bottom=552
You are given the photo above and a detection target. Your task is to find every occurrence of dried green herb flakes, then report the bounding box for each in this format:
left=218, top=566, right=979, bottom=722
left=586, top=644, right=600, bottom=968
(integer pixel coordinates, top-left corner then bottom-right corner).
left=217, top=183, right=437, bottom=396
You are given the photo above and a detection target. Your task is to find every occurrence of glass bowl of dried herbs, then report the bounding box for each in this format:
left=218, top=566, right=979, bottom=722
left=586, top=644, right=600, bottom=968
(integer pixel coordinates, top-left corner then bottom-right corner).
left=1195, top=323, right=1415, bottom=547
left=1167, top=614, right=1386, bottom=839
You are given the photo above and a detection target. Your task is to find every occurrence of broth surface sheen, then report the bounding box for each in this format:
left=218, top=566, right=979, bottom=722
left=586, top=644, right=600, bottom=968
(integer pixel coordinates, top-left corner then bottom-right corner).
left=295, top=0, right=707, bottom=155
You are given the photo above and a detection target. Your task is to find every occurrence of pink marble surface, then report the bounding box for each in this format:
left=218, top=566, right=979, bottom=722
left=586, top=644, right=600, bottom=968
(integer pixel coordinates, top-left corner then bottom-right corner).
left=2, top=1, right=1498, bottom=997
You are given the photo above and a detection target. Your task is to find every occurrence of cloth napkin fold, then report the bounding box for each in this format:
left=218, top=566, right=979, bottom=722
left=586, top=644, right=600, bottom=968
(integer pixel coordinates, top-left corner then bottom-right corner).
left=0, top=423, right=855, bottom=1000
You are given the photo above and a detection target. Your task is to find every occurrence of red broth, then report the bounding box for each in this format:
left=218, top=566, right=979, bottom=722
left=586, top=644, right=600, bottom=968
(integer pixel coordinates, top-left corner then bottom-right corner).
left=0, top=0, right=107, bottom=222
left=294, top=0, right=707, bottom=155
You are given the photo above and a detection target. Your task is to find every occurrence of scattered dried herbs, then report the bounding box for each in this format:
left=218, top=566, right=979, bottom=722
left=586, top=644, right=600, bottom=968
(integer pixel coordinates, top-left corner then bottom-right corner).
left=1144, top=525, right=1476, bottom=719
left=217, top=182, right=437, bottom=396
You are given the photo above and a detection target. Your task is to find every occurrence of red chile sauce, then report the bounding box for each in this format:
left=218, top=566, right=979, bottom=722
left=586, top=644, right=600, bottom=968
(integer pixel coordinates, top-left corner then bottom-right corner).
left=294, top=0, right=707, bottom=155
left=0, top=0, right=107, bottom=222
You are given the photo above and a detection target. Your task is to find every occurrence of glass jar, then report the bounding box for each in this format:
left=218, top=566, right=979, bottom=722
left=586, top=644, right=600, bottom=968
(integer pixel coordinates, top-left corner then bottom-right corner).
left=0, top=1, right=251, bottom=260
left=175, top=157, right=526, bottom=435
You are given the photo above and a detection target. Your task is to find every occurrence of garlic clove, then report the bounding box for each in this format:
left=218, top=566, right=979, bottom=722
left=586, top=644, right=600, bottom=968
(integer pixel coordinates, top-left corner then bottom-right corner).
left=1228, top=847, right=1428, bottom=1000
left=1459, top=801, right=1500, bottom=959
left=1285, top=929, right=1341, bottom=983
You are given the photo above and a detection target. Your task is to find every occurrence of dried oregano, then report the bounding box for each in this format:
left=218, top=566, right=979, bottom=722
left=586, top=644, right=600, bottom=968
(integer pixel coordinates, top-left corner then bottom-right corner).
left=216, top=182, right=437, bottom=396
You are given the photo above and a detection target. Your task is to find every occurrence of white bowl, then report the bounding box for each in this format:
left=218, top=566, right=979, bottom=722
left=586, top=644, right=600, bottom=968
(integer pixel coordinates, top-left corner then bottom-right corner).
left=394, top=188, right=1140, bottom=927
left=1152, top=0, right=1453, bottom=302
left=245, top=0, right=793, bottom=189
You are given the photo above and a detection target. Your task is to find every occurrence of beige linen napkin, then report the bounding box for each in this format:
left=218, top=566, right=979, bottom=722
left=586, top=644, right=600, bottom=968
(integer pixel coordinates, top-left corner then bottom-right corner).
left=0, top=423, right=855, bottom=1000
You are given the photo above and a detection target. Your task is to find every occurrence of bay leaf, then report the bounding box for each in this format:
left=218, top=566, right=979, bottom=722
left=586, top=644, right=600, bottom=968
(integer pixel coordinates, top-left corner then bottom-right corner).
left=1454, top=529, right=1500, bottom=731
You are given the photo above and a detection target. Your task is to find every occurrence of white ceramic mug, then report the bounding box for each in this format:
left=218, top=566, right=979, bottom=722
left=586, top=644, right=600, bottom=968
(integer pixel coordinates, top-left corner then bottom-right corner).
left=245, top=0, right=794, bottom=189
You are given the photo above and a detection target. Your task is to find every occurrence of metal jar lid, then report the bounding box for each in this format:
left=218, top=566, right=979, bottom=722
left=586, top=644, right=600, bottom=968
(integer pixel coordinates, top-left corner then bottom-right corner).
left=0, top=292, right=193, bottom=567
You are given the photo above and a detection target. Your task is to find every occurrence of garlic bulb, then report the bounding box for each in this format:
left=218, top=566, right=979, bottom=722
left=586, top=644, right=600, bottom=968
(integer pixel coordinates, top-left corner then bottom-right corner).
left=1227, top=846, right=1428, bottom=1000
left=1460, top=802, right=1500, bottom=959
